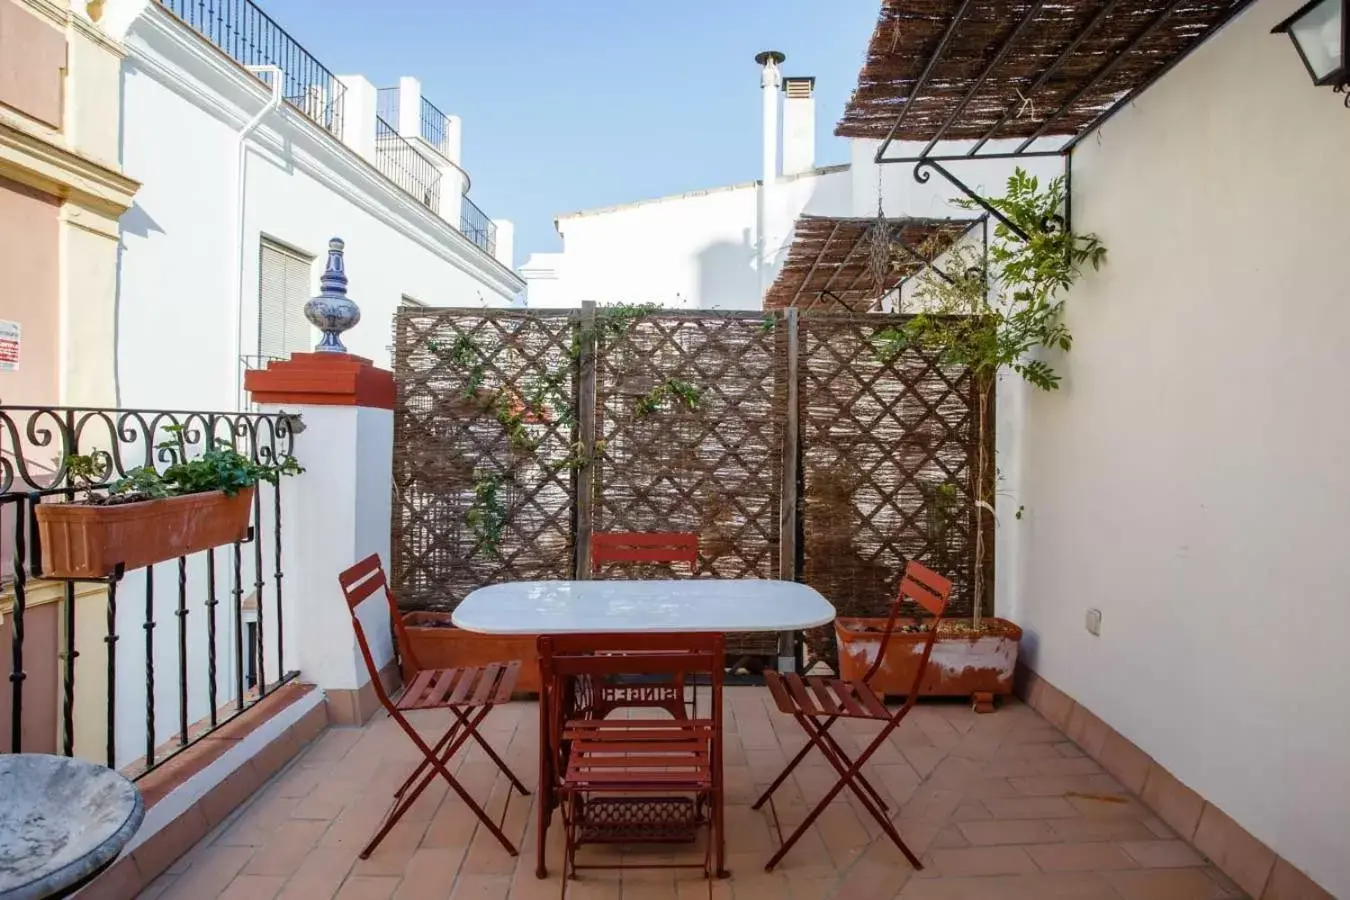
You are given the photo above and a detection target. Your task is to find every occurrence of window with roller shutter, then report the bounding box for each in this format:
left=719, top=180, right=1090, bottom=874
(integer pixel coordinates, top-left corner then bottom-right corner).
left=257, top=239, right=315, bottom=360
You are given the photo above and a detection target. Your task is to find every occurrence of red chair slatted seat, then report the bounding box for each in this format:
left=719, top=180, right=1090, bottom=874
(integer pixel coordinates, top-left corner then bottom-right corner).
left=538, top=632, right=725, bottom=896
left=338, top=554, right=529, bottom=860
left=755, top=560, right=953, bottom=872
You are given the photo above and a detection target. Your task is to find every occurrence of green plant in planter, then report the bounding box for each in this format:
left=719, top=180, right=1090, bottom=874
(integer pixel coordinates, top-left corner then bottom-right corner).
left=634, top=378, right=702, bottom=418
left=63, top=425, right=303, bottom=506
left=874, top=168, right=1106, bottom=628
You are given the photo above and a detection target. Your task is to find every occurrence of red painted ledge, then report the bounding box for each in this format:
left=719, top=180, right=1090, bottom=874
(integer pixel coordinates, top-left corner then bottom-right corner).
left=244, top=352, right=395, bottom=410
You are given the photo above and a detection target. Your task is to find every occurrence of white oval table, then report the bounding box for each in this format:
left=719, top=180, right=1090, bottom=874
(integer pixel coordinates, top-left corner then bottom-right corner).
left=453, top=578, right=836, bottom=881
left=452, top=579, right=836, bottom=637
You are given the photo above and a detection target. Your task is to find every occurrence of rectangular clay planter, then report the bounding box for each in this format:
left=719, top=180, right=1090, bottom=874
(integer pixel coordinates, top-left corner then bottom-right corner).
left=34, top=487, right=255, bottom=579
left=401, top=612, right=540, bottom=694
left=835, top=617, right=1022, bottom=703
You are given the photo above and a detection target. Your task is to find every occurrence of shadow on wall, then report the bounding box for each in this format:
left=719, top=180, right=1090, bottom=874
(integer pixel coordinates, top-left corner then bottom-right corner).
left=694, top=227, right=757, bottom=311
left=693, top=173, right=837, bottom=311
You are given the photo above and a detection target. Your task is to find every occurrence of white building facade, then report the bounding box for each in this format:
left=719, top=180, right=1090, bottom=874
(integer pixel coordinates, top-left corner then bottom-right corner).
left=102, top=0, right=523, bottom=413
left=521, top=53, right=1061, bottom=312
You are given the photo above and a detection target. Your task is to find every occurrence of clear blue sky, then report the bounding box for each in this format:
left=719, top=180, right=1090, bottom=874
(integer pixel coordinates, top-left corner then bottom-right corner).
left=263, top=1, right=879, bottom=269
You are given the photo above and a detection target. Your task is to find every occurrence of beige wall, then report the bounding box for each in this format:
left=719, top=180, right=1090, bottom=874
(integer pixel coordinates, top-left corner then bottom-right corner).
left=0, top=0, right=137, bottom=408
left=0, top=174, right=59, bottom=405
left=0, top=595, right=59, bottom=753
left=0, top=0, right=65, bottom=127
left=1013, top=0, right=1350, bottom=896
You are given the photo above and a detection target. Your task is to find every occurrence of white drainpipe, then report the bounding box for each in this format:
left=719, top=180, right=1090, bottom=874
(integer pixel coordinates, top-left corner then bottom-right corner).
left=230, top=66, right=284, bottom=409
left=755, top=51, right=784, bottom=302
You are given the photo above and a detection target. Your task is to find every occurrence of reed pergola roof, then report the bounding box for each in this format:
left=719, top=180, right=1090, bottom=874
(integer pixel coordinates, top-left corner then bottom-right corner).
left=765, top=215, right=976, bottom=312
left=837, top=0, right=1257, bottom=155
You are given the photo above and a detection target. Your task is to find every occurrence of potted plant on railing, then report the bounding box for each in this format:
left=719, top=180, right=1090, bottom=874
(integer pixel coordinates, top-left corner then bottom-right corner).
left=35, top=427, right=302, bottom=579
left=835, top=168, right=1107, bottom=712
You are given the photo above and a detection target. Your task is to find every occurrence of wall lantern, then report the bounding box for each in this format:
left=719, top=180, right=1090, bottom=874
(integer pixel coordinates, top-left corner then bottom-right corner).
left=1272, top=0, right=1348, bottom=95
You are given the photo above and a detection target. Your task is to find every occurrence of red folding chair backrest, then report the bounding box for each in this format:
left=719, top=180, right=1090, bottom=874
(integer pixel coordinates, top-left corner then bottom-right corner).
left=537, top=632, right=724, bottom=746
left=591, top=532, right=698, bottom=571
left=337, top=554, right=420, bottom=709
left=864, top=560, right=954, bottom=702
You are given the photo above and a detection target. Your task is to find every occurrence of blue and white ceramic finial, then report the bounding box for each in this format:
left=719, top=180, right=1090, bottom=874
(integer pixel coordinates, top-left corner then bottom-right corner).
left=304, top=237, right=361, bottom=353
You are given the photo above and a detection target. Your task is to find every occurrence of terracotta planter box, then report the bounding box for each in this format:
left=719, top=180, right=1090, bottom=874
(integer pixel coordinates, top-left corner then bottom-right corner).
left=401, top=612, right=540, bottom=694
left=835, top=617, right=1022, bottom=711
left=34, top=488, right=255, bottom=579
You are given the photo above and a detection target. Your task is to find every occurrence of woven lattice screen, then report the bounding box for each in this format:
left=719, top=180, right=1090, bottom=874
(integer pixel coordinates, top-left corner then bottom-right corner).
left=797, top=313, right=992, bottom=662
left=392, top=309, right=577, bottom=611
left=391, top=306, right=991, bottom=666
left=591, top=313, right=785, bottom=658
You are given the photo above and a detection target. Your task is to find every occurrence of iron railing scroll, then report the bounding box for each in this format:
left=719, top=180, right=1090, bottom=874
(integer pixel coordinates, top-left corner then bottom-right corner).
left=0, top=406, right=299, bottom=777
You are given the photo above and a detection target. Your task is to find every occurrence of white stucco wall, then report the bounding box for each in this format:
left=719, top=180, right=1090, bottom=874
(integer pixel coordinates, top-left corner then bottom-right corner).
left=849, top=137, right=1065, bottom=222
left=1011, top=2, right=1350, bottom=895
left=113, top=3, right=521, bottom=412
left=523, top=165, right=851, bottom=310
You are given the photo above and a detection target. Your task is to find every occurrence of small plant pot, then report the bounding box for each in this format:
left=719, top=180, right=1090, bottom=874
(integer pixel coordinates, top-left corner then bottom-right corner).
left=34, top=488, right=255, bottom=579
left=401, top=612, right=540, bottom=694
left=835, top=617, right=1022, bottom=711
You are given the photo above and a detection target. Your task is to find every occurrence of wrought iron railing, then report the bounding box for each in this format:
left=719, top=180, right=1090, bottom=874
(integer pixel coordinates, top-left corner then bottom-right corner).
left=1, top=406, right=299, bottom=776
left=375, top=117, right=442, bottom=215
left=374, top=88, right=451, bottom=157
left=158, top=0, right=346, bottom=137
left=421, top=97, right=450, bottom=154
left=460, top=196, right=497, bottom=256
left=376, top=86, right=399, bottom=131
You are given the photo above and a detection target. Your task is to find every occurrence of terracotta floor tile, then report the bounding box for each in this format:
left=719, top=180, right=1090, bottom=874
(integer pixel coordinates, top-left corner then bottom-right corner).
left=957, top=819, right=1058, bottom=846
left=1104, top=868, right=1234, bottom=899
left=1120, top=839, right=1207, bottom=868
left=219, top=874, right=288, bottom=900
left=982, top=797, right=1079, bottom=819
left=1046, top=817, right=1158, bottom=843
left=243, top=819, right=329, bottom=876
left=392, top=847, right=468, bottom=900
left=111, top=689, right=1249, bottom=900
left=276, top=846, right=358, bottom=900
left=927, top=846, right=1039, bottom=876
left=334, top=875, right=402, bottom=900
left=1024, top=841, right=1139, bottom=872
left=160, top=844, right=255, bottom=899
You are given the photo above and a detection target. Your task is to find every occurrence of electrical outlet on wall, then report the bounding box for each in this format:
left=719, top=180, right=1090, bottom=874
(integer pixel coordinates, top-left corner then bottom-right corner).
left=1085, top=608, right=1102, bottom=636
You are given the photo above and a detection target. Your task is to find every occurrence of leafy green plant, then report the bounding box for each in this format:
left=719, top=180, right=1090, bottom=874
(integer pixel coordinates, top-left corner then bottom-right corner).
left=872, top=168, right=1107, bottom=627
left=569, top=302, right=660, bottom=359
left=493, top=393, right=541, bottom=454
left=634, top=378, right=702, bottom=418
left=62, top=424, right=303, bottom=506
left=874, top=168, right=1106, bottom=391
left=466, top=470, right=508, bottom=557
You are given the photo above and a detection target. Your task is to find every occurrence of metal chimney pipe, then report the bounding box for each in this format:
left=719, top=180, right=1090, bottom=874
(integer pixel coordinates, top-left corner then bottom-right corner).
left=755, top=50, right=784, bottom=302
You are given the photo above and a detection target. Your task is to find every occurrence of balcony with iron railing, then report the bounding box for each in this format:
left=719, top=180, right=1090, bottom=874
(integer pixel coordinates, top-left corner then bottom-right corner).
left=374, top=116, right=442, bottom=215
left=158, top=0, right=345, bottom=137
left=377, top=86, right=498, bottom=256
left=154, top=0, right=501, bottom=262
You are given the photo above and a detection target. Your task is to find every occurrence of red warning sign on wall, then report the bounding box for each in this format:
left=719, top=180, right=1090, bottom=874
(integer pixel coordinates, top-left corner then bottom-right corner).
left=0, top=320, right=19, bottom=372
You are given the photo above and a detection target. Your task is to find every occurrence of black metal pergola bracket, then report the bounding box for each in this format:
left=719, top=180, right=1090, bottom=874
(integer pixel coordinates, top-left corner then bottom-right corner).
left=912, top=158, right=1033, bottom=243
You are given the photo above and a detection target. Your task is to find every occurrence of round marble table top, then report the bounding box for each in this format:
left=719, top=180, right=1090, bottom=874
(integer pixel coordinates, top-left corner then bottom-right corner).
left=0, top=754, right=144, bottom=900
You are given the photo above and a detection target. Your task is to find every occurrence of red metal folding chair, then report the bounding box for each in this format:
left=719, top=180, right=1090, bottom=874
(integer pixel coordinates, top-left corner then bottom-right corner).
left=537, top=632, right=725, bottom=898
left=338, top=555, right=529, bottom=859
left=754, top=560, right=953, bottom=872
left=588, top=532, right=699, bottom=719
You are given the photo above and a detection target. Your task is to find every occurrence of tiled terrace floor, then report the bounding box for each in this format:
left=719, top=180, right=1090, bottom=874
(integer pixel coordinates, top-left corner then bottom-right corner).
left=140, top=687, right=1246, bottom=899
